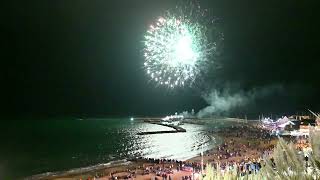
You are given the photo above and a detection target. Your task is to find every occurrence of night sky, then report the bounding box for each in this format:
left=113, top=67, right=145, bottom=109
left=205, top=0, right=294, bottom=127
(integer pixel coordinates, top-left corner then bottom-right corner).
left=2, top=0, right=319, bottom=118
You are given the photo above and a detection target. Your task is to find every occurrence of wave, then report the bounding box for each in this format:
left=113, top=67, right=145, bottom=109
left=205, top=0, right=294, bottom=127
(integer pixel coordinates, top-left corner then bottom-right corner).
left=25, top=159, right=131, bottom=180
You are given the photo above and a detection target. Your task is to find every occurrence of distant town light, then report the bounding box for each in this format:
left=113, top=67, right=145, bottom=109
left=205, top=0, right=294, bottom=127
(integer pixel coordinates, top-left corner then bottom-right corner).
left=130, top=117, right=134, bottom=121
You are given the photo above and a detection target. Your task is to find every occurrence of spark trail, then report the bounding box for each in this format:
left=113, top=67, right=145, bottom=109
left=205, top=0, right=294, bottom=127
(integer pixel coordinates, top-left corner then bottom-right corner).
left=143, top=1, right=223, bottom=88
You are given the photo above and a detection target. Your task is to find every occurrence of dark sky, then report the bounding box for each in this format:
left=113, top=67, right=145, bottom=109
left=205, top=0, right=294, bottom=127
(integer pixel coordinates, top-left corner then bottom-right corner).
left=2, top=0, right=319, bottom=118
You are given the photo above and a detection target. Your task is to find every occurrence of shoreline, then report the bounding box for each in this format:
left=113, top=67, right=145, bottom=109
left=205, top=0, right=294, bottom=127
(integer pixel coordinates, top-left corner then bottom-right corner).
left=28, top=121, right=273, bottom=180
left=26, top=160, right=132, bottom=180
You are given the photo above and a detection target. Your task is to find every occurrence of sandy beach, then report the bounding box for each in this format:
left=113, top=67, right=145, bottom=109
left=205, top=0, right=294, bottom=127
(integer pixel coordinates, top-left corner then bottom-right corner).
left=27, top=122, right=282, bottom=180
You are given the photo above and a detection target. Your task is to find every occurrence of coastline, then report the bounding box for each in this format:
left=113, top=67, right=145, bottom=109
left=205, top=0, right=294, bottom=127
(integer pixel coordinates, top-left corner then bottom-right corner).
left=27, top=121, right=273, bottom=180
left=26, top=160, right=132, bottom=180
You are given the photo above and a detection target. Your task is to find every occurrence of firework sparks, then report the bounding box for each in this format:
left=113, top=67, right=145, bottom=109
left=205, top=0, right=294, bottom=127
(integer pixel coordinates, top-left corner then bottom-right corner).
left=143, top=2, right=222, bottom=88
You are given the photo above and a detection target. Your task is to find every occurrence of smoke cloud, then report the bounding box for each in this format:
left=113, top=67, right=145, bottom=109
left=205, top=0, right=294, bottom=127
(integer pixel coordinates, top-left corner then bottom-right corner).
left=197, top=84, right=284, bottom=118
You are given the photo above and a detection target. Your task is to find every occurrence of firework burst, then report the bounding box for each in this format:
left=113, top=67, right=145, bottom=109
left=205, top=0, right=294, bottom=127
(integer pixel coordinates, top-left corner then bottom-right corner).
left=143, top=1, right=223, bottom=88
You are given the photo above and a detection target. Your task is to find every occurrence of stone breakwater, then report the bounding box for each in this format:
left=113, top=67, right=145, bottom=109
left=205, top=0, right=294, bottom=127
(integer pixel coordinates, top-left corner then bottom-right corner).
left=137, top=120, right=186, bottom=135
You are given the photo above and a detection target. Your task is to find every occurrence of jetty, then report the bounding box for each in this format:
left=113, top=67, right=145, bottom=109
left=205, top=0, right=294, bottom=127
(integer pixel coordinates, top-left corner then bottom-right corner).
left=137, top=119, right=186, bottom=135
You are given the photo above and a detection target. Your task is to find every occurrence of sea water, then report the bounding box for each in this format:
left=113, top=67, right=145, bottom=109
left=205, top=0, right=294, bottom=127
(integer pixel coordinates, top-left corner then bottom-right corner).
left=0, top=118, right=221, bottom=179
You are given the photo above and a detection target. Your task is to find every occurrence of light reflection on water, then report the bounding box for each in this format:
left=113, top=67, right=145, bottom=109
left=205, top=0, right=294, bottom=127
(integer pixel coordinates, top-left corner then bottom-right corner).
left=0, top=118, right=222, bottom=179
left=119, top=122, right=216, bottom=161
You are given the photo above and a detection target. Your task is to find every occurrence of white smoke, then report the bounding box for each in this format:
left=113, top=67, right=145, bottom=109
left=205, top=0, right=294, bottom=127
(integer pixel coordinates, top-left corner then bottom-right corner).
left=197, top=85, right=284, bottom=118
left=197, top=90, right=248, bottom=118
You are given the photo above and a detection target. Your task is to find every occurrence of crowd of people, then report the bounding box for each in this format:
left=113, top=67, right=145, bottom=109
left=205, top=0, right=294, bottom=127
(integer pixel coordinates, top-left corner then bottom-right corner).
left=79, top=124, right=313, bottom=180
left=105, top=158, right=182, bottom=180
left=110, top=125, right=278, bottom=178
left=138, top=158, right=202, bottom=179
left=201, top=124, right=312, bottom=176
left=205, top=126, right=275, bottom=161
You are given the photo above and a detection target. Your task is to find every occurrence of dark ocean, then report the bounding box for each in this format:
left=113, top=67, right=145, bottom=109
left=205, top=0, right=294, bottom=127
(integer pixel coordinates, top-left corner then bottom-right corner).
left=0, top=118, right=224, bottom=179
